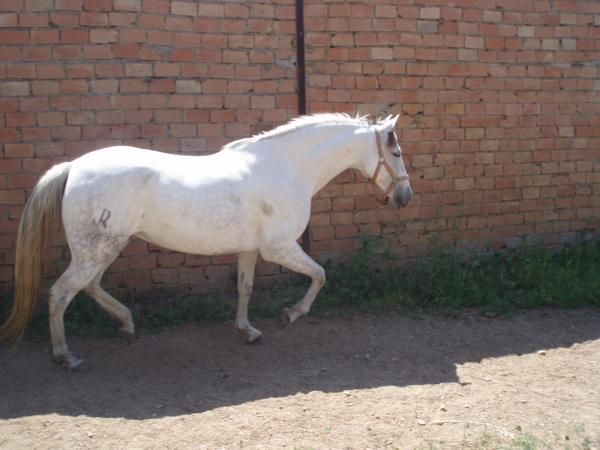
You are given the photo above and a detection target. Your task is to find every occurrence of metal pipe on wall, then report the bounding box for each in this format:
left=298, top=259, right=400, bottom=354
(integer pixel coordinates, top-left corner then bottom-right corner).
left=296, top=0, right=311, bottom=253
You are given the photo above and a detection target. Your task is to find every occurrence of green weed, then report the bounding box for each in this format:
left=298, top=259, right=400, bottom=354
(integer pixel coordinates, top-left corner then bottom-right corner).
left=319, top=236, right=600, bottom=315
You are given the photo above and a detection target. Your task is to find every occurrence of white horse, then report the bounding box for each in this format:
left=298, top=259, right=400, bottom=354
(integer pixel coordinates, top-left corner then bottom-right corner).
left=0, top=113, right=412, bottom=370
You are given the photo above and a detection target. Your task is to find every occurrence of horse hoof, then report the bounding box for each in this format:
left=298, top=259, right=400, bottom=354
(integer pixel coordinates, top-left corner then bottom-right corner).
left=119, top=328, right=136, bottom=344
left=54, top=352, right=84, bottom=371
left=236, top=326, right=262, bottom=344
left=278, top=308, right=291, bottom=328
left=245, top=328, right=262, bottom=344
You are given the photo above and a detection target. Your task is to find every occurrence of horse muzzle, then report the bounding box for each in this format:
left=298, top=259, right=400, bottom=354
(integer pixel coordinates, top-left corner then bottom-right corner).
left=392, top=183, right=412, bottom=208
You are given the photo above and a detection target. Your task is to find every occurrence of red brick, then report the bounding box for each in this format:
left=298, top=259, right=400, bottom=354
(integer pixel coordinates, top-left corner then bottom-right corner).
left=165, top=16, right=192, bottom=31
left=83, top=45, right=112, bottom=59
left=125, top=110, right=151, bottom=124
left=108, top=11, right=136, bottom=26
left=112, top=43, right=140, bottom=59
left=119, top=30, right=146, bottom=44
left=420, top=7, right=440, bottom=19
left=0, top=47, right=19, bottom=61
left=67, top=111, right=95, bottom=125
left=50, top=11, right=79, bottom=27
left=60, top=79, right=88, bottom=94
left=90, top=79, right=117, bottom=93
left=23, top=47, right=51, bottom=61
left=94, top=64, right=124, bottom=77
left=225, top=4, right=248, bottom=18
left=154, top=63, right=180, bottom=77
left=60, top=29, right=88, bottom=43
left=150, top=79, right=175, bottom=93
left=57, top=1, right=82, bottom=12
left=7, top=112, right=35, bottom=127
left=114, top=0, right=140, bottom=12
left=52, top=126, right=81, bottom=140
left=0, top=13, right=18, bottom=26
left=110, top=125, right=139, bottom=138
left=0, top=30, right=28, bottom=44
left=81, top=96, right=109, bottom=110
left=111, top=95, right=139, bottom=109
left=18, top=13, right=48, bottom=27
left=171, top=1, right=196, bottom=16
left=4, top=144, right=32, bottom=158
left=37, top=112, right=65, bottom=126
left=83, top=0, right=111, bottom=10
left=90, top=28, right=117, bottom=43
left=25, top=0, right=51, bottom=11
left=7, top=62, right=35, bottom=78
left=1, top=81, right=30, bottom=96
left=0, top=127, right=20, bottom=142
left=53, top=45, right=81, bottom=59
left=0, top=190, right=24, bottom=204
left=143, top=0, right=168, bottom=13
left=169, top=48, right=195, bottom=62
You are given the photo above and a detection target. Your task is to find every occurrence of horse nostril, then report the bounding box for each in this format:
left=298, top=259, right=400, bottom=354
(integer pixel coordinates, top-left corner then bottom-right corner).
left=395, top=186, right=412, bottom=207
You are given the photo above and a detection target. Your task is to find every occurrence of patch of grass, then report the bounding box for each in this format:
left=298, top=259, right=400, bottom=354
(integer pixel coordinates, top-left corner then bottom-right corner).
left=319, top=235, right=600, bottom=315
left=432, top=238, right=599, bottom=311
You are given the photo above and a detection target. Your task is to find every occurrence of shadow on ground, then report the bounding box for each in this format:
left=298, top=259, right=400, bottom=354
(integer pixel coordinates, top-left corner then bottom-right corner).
left=1, top=309, right=599, bottom=420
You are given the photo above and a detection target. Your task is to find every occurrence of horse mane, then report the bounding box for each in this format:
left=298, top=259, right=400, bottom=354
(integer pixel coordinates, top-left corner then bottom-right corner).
left=224, top=113, right=373, bottom=150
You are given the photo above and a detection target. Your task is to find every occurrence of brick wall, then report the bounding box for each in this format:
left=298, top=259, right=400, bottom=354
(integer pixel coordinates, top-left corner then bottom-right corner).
left=304, top=0, right=600, bottom=257
left=0, top=0, right=598, bottom=295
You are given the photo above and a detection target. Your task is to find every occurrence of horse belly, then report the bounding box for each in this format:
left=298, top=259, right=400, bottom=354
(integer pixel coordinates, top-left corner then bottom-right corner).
left=136, top=199, right=259, bottom=255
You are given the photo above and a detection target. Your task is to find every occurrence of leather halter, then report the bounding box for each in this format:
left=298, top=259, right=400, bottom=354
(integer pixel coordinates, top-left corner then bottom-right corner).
left=370, top=131, right=409, bottom=204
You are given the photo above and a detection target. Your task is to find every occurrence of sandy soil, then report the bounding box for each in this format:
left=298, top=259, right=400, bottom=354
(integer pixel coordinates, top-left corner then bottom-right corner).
left=1, top=309, right=599, bottom=449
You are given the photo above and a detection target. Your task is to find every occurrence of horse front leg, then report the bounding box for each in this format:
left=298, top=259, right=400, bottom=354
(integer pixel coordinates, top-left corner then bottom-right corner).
left=261, top=242, right=326, bottom=326
left=235, top=251, right=262, bottom=343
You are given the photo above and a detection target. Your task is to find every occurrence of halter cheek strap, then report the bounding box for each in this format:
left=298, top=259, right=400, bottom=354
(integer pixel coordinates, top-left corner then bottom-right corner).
left=370, top=131, right=409, bottom=204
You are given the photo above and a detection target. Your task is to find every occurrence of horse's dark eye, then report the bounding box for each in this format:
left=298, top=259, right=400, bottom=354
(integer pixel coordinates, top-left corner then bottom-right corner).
left=388, top=132, right=401, bottom=157
left=387, top=132, right=395, bottom=147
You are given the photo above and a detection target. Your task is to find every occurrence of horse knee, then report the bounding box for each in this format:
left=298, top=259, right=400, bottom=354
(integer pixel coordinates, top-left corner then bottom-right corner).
left=49, top=294, right=68, bottom=316
left=313, top=266, right=326, bottom=287
left=48, top=288, right=76, bottom=318
left=238, top=281, right=253, bottom=299
left=84, top=283, right=101, bottom=297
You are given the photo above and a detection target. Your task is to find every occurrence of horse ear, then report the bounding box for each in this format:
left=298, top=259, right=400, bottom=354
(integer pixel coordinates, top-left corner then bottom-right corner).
left=379, top=114, right=399, bottom=131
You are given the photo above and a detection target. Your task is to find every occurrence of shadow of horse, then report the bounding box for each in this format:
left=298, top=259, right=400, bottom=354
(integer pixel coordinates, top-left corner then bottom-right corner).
left=1, top=309, right=599, bottom=420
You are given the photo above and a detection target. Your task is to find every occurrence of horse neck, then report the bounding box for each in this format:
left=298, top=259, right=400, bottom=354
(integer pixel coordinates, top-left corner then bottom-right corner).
left=277, top=124, right=373, bottom=196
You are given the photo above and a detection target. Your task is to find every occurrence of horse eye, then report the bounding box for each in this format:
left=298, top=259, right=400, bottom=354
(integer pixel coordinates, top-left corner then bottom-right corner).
left=387, top=132, right=401, bottom=157
left=387, top=132, right=395, bottom=147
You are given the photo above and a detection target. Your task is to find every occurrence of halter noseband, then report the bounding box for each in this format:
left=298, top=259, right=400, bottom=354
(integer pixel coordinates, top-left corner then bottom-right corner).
left=370, top=131, right=409, bottom=204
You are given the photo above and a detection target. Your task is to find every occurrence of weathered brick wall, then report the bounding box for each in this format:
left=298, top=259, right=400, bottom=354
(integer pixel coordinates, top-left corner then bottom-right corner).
left=0, top=0, right=598, bottom=295
left=305, top=0, right=600, bottom=258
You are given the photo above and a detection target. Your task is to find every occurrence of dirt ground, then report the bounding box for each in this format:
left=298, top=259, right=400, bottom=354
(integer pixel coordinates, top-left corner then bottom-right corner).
left=0, top=309, right=599, bottom=449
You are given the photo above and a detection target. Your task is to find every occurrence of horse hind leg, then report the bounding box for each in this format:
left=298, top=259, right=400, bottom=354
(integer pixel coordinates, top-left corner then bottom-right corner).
left=49, top=262, right=103, bottom=370
left=84, top=272, right=135, bottom=342
left=50, top=227, right=130, bottom=370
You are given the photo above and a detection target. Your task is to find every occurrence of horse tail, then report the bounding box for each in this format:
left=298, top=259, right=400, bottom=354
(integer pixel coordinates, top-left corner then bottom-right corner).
left=0, top=161, right=72, bottom=344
